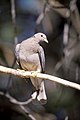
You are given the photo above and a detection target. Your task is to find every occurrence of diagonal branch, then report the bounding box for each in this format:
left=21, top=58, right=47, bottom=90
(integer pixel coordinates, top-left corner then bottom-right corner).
left=48, top=0, right=70, bottom=18
left=0, top=91, right=36, bottom=120
left=0, top=65, right=80, bottom=90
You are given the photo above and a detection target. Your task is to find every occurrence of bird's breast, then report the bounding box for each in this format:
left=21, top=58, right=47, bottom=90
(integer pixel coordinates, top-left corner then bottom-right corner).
left=20, top=59, right=38, bottom=71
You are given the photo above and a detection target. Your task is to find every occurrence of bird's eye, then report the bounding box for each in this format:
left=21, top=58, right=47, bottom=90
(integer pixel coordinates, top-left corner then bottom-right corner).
left=41, top=35, right=43, bottom=37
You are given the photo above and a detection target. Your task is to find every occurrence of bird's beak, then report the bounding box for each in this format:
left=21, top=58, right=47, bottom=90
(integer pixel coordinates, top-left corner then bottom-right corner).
left=44, top=38, right=48, bottom=43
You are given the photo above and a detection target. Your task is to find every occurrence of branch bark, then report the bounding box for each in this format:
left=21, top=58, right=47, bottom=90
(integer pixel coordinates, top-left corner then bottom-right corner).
left=0, top=65, right=80, bottom=90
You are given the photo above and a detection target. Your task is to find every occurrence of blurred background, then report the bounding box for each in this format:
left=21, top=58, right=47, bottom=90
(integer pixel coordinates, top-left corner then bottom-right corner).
left=0, top=0, right=80, bottom=120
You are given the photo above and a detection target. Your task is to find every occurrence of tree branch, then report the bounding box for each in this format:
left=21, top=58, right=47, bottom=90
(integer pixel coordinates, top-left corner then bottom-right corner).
left=0, top=65, right=80, bottom=90
left=0, top=91, right=36, bottom=120
left=48, top=0, right=70, bottom=18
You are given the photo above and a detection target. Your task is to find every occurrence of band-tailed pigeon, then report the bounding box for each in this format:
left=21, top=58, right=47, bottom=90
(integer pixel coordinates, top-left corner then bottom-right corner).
left=15, top=33, right=48, bottom=104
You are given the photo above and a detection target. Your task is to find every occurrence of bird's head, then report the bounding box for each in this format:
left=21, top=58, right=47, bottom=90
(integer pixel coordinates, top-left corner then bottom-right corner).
left=34, top=33, right=48, bottom=43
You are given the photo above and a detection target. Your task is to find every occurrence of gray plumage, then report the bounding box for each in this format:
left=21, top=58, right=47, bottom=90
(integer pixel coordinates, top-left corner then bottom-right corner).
left=15, top=33, right=48, bottom=104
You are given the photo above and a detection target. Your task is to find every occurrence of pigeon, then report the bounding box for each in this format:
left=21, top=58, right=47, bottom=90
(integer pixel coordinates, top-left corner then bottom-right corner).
left=15, top=33, right=48, bottom=104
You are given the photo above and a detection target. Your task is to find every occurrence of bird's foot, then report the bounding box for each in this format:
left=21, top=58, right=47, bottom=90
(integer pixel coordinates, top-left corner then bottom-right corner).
left=31, top=71, right=40, bottom=78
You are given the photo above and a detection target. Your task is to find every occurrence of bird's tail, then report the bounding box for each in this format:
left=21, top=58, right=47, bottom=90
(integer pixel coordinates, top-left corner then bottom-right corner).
left=31, top=81, right=47, bottom=104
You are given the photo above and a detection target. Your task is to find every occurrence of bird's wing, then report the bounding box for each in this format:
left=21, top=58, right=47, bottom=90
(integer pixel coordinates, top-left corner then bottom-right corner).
left=37, top=46, right=45, bottom=73
left=15, top=43, right=20, bottom=63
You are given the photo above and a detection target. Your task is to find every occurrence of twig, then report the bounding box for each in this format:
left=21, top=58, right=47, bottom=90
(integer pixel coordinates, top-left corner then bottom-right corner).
left=20, top=105, right=36, bottom=120
left=11, top=0, right=18, bottom=44
left=6, top=92, right=32, bottom=105
left=36, top=1, right=49, bottom=25
left=0, top=91, right=32, bottom=105
left=48, top=0, right=70, bottom=18
left=7, top=0, right=18, bottom=92
left=63, top=23, right=70, bottom=46
left=0, top=65, right=80, bottom=90
left=70, top=0, right=80, bottom=35
left=0, top=91, right=36, bottom=120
